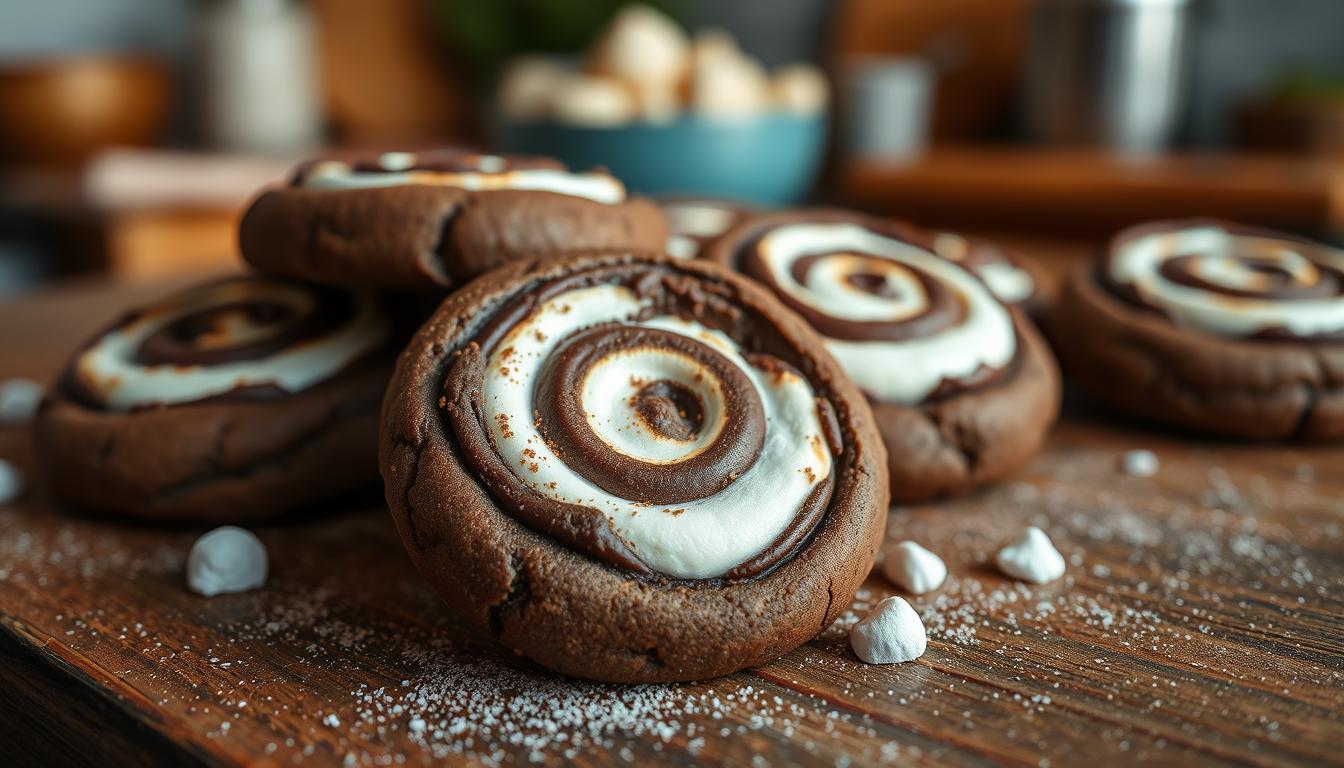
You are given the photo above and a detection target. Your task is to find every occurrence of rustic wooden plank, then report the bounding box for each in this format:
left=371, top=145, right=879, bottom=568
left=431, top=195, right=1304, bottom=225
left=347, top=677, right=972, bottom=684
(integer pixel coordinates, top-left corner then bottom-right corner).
left=837, top=148, right=1344, bottom=236
left=1, top=275, right=1342, bottom=767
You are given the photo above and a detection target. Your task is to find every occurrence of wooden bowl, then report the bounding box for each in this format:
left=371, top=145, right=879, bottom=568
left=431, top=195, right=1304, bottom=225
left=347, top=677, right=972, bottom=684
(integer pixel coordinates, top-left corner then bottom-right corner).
left=0, top=56, right=169, bottom=168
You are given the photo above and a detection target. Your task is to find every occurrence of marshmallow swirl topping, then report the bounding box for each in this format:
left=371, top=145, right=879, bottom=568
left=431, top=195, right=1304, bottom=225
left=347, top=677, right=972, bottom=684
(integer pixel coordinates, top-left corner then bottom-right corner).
left=72, top=278, right=389, bottom=411
left=1106, top=221, right=1344, bottom=339
left=441, top=265, right=837, bottom=581
left=737, top=221, right=1018, bottom=405
left=296, top=150, right=626, bottom=204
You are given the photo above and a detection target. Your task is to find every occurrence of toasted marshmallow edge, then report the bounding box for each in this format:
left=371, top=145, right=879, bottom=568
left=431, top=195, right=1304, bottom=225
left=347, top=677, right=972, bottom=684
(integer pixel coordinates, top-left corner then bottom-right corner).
left=995, top=526, right=1066, bottom=585
left=881, top=540, right=947, bottom=595
left=187, top=526, right=269, bottom=597
left=850, top=596, right=928, bottom=664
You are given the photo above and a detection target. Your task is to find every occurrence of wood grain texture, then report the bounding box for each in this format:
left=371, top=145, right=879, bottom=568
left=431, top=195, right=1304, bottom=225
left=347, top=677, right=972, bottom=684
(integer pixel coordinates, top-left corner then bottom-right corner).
left=838, top=148, right=1344, bottom=237
left=0, top=274, right=1341, bottom=767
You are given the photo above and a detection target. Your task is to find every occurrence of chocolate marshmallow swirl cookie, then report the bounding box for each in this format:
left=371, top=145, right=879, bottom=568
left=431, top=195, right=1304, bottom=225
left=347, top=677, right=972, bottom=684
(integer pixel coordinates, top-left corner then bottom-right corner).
left=707, top=210, right=1060, bottom=501
left=381, top=252, right=887, bottom=682
left=1052, top=219, right=1344, bottom=439
left=240, top=149, right=667, bottom=292
left=34, top=277, right=396, bottom=521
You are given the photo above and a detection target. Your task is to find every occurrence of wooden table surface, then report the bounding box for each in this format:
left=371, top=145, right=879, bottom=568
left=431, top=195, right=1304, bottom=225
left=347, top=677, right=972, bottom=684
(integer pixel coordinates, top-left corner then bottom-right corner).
left=1, top=275, right=1342, bottom=767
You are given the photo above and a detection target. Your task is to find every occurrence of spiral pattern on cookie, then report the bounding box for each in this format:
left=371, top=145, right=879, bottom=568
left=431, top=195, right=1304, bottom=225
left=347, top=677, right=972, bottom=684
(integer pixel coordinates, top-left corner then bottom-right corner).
left=738, top=221, right=1017, bottom=404
left=441, top=265, right=837, bottom=581
left=1106, top=222, right=1344, bottom=338
left=294, top=149, right=626, bottom=204
left=72, top=278, right=390, bottom=411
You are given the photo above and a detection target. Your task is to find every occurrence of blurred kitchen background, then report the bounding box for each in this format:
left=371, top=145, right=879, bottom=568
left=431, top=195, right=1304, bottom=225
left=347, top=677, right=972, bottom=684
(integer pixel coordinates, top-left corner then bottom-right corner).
left=2, top=0, right=1343, bottom=297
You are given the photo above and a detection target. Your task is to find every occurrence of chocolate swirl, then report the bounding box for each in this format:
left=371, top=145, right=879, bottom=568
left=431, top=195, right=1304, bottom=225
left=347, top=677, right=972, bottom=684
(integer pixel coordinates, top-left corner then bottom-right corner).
left=441, top=264, right=837, bottom=581
left=1105, top=220, right=1344, bottom=339
left=733, top=216, right=1018, bottom=405
left=71, top=278, right=390, bottom=411
left=293, top=149, right=626, bottom=204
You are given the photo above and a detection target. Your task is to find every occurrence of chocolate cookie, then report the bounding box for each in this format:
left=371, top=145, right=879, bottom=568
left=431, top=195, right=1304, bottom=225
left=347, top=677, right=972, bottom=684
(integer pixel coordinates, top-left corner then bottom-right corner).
left=661, top=198, right=751, bottom=260
left=380, top=252, right=887, bottom=682
left=240, top=150, right=669, bottom=292
left=706, top=209, right=1060, bottom=502
left=929, top=231, right=1053, bottom=315
left=1050, top=219, right=1344, bottom=440
left=34, top=277, right=397, bottom=522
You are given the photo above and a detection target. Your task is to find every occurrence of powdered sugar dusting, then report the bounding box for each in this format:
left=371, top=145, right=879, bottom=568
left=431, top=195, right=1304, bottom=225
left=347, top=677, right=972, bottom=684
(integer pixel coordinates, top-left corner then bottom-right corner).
left=1, top=426, right=1341, bottom=764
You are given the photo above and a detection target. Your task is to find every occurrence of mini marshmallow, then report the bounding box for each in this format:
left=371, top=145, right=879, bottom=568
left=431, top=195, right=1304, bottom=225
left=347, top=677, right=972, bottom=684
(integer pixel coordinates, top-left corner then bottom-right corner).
left=771, top=64, right=829, bottom=114
left=689, top=28, right=741, bottom=71
left=187, top=526, right=268, bottom=597
left=690, top=51, right=770, bottom=119
left=995, top=526, right=1066, bottom=585
left=0, top=378, right=42, bottom=424
left=498, top=57, right=569, bottom=121
left=590, top=5, right=689, bottom=90
left=0, top=458, right=25, bottom=504
left=850, top=596, right=927, bottom=664
left=881, top=541, right=946, bottom=595
left=1120, top=449, right=1159, bottom=477
left=550, top=75, right=637, bottom=127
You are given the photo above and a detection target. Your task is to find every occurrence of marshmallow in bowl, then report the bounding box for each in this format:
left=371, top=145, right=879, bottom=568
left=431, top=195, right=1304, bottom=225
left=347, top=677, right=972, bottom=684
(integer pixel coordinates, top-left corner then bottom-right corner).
left=498, top=57, right=570, bottom=121
left=187, top=526, right=269, bottom=597
left=771, top=64, right=829, bottom=114
left=881, top=541, right=947, bottom=595
left=589, top=5, right=689, bottom=92
left=850, top=596, right=928, bottom=664
left=550, top=75, right=637, bottom=127
left=995, top=526, right=1066, bottom=584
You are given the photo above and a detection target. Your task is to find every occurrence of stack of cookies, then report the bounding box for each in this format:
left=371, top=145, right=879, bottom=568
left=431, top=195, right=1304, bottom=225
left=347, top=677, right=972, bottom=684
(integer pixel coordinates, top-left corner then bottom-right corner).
left=31, top=146, right=1344, bottom=684
left=32, top=150, right=666, bottom=521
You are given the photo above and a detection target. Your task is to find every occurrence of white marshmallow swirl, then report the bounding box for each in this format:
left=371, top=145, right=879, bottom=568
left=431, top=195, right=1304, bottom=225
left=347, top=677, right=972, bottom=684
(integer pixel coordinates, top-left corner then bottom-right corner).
left=746, top=222, right=1017, bottom=404
left=74, top=279, right=389, bottom=411
left=299, top=151, right=626, bottom=204
left=475, top=283, right=833, bottom=580
left=1108, top=223, right=1344, bottom=338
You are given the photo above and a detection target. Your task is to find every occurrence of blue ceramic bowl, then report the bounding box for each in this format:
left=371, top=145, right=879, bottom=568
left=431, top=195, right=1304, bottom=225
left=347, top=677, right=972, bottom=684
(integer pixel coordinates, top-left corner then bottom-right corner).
left=494, top=112, right=826, bottom=205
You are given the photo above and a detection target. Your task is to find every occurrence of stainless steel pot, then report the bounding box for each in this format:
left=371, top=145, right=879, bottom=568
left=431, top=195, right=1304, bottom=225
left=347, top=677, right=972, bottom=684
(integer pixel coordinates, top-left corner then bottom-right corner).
left=1024, top=0, right=1195, bottom=152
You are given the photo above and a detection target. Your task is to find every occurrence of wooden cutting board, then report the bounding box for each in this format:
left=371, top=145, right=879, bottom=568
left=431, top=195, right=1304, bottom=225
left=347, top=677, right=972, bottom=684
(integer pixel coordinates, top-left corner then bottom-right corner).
left=2, top=273, right=1342, bottom=766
